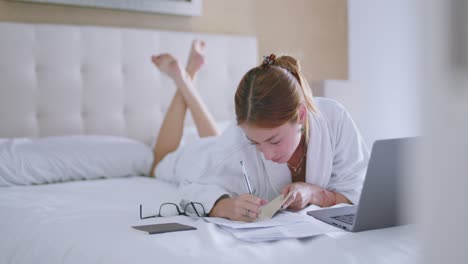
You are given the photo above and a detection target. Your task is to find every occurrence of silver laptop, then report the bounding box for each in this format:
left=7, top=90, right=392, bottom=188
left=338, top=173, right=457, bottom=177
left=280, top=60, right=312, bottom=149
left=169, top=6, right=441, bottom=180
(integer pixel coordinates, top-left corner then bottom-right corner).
left=307, top=137, right=416, bottom=232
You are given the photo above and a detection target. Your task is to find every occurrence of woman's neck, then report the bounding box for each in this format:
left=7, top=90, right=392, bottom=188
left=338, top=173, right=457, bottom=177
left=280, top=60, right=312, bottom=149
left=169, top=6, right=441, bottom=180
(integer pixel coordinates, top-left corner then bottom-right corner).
left=287, top=134, right=306, bottom=167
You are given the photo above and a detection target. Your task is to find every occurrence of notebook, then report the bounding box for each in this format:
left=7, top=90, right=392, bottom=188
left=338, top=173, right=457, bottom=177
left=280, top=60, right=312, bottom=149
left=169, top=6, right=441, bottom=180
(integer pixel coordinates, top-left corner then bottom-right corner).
left=257, top=192, right=293, bottom=221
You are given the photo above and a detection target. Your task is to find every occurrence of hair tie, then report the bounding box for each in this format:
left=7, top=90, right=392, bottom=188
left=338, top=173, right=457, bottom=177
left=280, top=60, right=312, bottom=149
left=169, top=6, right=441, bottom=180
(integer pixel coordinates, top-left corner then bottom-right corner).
left=262, top=54, right=276, bottom=66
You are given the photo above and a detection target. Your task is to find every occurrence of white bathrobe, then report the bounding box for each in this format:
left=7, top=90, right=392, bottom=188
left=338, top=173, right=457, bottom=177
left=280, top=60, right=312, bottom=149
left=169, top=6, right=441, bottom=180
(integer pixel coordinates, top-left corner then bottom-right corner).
left=156, top=97, right=370, bottom=213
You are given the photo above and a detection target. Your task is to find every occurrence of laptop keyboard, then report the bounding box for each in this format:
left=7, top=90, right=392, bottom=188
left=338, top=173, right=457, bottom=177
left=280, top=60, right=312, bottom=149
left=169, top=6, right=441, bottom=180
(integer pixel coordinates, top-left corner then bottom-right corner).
left=331, top=214, right=355, bottom=225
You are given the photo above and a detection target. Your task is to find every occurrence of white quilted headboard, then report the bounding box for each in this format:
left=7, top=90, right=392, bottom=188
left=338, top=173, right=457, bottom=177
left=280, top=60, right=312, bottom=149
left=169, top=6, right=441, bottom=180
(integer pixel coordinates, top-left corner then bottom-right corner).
left=0, top=22, right=257, bottom=146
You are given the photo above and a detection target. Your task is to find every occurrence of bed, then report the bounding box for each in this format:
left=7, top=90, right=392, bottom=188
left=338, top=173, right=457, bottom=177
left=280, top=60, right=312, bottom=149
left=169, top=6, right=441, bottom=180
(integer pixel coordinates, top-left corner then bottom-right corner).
left=0, top=22, right=418, bottom=264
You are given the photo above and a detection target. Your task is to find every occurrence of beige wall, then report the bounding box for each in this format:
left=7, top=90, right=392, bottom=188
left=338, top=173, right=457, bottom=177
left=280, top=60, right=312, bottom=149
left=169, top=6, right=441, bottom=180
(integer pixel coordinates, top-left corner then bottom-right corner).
left=0, top=0, right=348, bottom=91
left=255, top=0, right=348, bottom=82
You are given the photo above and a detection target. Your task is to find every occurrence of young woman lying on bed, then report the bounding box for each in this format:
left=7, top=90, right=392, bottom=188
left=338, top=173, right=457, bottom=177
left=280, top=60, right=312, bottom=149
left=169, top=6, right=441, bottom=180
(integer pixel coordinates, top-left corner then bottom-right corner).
left=150, top=41, right=369, bottom=222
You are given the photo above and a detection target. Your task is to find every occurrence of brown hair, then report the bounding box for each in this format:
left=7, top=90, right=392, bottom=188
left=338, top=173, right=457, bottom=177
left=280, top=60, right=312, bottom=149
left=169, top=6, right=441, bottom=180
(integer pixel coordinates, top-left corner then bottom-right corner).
left=235, top=55, right=317, bottom=138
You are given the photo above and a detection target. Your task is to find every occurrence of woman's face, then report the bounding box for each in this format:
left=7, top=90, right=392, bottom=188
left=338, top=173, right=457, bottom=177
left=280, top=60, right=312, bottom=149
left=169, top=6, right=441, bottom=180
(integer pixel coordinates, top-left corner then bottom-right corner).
left=241, top=120, right=302, bottom=164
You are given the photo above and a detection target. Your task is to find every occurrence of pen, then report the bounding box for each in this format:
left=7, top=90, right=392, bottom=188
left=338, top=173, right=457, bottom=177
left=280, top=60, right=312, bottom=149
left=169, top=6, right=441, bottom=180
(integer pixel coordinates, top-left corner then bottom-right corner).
left=240, top=160, right=253, bottom=195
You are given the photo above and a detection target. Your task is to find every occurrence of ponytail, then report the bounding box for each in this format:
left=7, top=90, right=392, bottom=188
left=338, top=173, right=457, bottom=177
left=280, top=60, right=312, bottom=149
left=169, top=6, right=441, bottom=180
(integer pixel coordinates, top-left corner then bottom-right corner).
left=274, top=55, right=317, bottom=113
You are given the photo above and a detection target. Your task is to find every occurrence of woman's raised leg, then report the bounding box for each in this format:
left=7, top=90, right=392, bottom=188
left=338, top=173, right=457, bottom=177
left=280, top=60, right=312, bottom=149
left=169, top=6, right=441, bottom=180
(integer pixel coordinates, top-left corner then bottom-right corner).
left=150, top=40, right=219, bottom=176
left=178, top=40, right=220, bottom=138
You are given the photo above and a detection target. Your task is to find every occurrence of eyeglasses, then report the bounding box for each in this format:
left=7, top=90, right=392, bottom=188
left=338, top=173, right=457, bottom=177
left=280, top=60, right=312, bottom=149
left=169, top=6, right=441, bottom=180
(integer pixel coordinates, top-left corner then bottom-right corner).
left=139, top=202, right=207, bottom=219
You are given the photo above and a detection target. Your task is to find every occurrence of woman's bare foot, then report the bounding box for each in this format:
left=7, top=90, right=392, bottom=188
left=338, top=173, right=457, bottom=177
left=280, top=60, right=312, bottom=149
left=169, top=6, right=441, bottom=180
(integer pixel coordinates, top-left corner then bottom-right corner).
left=186, top=39, right=206, bottom=79
left=151, top=53, right=186, bottom=82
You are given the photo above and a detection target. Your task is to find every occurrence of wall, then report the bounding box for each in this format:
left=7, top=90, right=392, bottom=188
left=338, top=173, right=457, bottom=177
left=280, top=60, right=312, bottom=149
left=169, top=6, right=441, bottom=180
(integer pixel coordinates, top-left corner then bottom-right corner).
left=0, top=0, right=348, bottom=93
left=324, top=0, right=422, bottom=148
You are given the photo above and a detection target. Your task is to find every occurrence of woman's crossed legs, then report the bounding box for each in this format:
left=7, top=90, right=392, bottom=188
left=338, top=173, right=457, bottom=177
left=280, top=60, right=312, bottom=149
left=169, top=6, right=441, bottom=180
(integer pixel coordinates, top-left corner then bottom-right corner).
left=150, top=40, right=220, bottom=176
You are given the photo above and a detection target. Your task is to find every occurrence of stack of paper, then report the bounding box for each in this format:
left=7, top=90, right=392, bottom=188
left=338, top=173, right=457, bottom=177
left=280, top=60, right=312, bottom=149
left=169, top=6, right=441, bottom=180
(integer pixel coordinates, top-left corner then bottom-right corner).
left=222, top=221, right=342, bottom=242
left=204, top=195, right=348, bottom=242
left=205, top=211, right=343, bottom=242
left=205, top=210, right=308, bottom=229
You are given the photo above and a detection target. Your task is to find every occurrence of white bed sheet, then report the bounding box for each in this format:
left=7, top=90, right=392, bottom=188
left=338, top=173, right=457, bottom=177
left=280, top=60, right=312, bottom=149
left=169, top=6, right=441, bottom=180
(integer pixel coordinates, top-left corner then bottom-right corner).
left=0, top=177, right=419, bottom=264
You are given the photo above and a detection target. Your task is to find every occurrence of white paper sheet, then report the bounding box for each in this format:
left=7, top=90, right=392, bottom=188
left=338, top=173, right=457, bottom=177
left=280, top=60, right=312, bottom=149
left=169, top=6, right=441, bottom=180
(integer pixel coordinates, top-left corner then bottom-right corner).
left=204, top=211, right=312, bottom=229
left=221, top=221, right=343, bottom=242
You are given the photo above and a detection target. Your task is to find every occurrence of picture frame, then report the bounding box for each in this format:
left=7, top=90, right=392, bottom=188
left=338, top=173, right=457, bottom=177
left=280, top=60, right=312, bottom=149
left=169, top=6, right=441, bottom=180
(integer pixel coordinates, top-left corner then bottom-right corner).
left=12, top=0, right=203, bottom=16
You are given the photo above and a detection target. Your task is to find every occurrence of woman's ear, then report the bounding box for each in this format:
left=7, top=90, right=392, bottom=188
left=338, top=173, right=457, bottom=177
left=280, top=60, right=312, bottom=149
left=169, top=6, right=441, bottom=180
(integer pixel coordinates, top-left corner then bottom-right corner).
left=297, top=103, right=307, bottom=124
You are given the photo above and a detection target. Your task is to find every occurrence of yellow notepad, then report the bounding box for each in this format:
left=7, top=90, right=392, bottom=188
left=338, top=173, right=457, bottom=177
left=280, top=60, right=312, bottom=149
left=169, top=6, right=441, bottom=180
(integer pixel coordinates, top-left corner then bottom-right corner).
left=257, top=192, right=293, bottom=221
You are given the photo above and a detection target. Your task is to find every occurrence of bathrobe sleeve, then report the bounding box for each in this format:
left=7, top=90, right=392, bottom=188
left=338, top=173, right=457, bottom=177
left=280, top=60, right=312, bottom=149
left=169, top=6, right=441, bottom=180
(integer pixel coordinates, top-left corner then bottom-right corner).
left=178, top=149, right=256, bottom=214
left=326, top=104, right=370, bottom=205
left=179, top=176, right=231, bottom=215
left=175, top=124, right=253, bottom=214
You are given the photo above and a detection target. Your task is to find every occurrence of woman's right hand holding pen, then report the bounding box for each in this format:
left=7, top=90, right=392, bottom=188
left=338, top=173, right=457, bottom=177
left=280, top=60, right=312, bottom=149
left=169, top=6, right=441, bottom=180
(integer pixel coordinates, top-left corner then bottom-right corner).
left=210, top=194, right=267, bottom=222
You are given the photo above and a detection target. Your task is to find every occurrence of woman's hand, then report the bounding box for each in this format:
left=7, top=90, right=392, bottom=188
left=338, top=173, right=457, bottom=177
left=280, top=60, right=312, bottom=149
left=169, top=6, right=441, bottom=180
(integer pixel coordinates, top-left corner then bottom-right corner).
left=280, top=182, right=324, bottom=210
left=209, top=194, right=267, bottom=222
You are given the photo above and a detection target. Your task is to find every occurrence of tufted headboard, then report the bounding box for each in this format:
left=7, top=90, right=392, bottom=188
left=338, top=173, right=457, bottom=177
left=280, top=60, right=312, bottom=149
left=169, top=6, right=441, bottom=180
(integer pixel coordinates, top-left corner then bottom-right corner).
left=0, top=22, right=257, bottom=146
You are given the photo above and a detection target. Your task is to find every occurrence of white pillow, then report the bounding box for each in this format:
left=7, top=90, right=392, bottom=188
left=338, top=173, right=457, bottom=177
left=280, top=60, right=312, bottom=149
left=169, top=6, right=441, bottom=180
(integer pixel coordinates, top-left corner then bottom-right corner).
left=0, top=135, right=153, bottom=186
